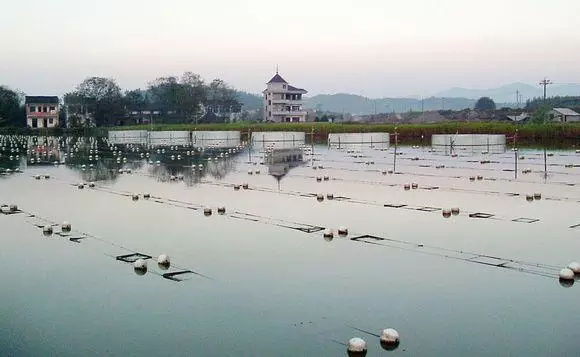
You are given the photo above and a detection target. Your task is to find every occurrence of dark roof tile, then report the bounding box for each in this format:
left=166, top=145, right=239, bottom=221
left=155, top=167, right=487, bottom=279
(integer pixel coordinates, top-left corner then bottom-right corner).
left=25, top=96, right=59, bottom=104
left=267, top=73, right=288, bottom=84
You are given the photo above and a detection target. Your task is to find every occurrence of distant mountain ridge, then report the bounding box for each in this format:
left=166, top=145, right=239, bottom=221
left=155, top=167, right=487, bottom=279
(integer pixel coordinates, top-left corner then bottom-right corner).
left=304, top=94, right=479, bottom=114
left=434, top=83, right=580, bottom=103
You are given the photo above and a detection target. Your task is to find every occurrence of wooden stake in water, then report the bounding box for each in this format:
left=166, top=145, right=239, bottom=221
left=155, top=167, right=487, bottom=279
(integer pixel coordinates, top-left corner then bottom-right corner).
left=310, top=127, right=315, bottom=166
left=247, top=128, right=252, bottom=163
left=544, top=147, right=547, bottom=179
left=393, top=128, right=398, bottom=173
left=514, top=149, right=518, bottom=180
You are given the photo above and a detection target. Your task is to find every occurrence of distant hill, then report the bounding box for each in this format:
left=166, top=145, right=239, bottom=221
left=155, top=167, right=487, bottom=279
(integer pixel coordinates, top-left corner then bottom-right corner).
left=304, top=94, right=479, bottom=114
left=435, top=83, right=580, bottom=103
left=234, top=91, right=262, bottom=111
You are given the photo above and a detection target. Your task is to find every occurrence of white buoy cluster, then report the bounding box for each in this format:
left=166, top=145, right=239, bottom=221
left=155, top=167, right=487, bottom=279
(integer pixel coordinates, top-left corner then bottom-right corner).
left=347, top=328, right=400, bottom=355
left=442, top=207, right=460, bottom=218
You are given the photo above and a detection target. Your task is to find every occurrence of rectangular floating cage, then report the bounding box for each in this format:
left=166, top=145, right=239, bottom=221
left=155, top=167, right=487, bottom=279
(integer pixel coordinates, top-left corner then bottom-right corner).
left=115, top=253, right=153, bottom=263
left=431, top=134, right=506, bottom=155
left=191, top=131, right=241, bottom=149
left=251, top=132, right=305, bottom=150
left=148, top=131, right=190, bottom=147
left=328, top=133, right=390, bottom=150
left=108, top=130, right=148, bottom=145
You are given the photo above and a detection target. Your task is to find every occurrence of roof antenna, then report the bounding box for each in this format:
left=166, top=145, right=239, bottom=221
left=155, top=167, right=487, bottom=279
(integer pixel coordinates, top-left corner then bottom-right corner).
left=276, top=64, right=279, bottom=74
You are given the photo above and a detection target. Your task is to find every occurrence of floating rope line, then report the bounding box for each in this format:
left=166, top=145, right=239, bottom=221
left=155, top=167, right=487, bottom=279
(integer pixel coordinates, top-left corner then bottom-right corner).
left=12, top=206, right=211, bottom=282
left=346, top=232, right=560, bottom=279
left=282, top=172, right=580, bottom=202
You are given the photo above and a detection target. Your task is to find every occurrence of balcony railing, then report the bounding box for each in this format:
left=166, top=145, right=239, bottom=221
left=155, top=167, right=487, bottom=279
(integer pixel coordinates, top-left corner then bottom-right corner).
left=272, top=110, right=307, bottom=116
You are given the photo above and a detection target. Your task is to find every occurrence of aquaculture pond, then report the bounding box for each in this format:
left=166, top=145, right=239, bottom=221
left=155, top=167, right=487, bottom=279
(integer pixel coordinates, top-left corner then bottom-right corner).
left=0, top=131, right=579, bottom=356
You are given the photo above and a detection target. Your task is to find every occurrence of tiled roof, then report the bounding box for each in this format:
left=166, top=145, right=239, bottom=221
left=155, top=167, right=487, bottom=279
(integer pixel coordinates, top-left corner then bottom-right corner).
left=287, top=85, right=307, bottom=92
left=25, top=96, right=59, bottom=104
left=267, top=73, right=288, bottom=84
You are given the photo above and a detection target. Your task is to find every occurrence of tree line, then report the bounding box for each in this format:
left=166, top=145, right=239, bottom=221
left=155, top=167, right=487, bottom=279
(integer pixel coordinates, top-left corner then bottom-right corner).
left=0, top=72, right=248, bottom=128
left=65, top=72, right=243, bottom=127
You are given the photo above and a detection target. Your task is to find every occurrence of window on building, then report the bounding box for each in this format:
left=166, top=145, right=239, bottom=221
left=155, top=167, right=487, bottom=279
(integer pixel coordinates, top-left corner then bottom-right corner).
left=32, top=118, right=38, bottom=128
left=29, top=106, right=36, bottom=112
left=282, top=85, right=286, bottom=89
left=268, top=111, right=271, bottom=117
left=43, top=106, right=48, bottom=112
left=292, top=117, right=299, bottom=122
left=49, top=106, right=55, bottom=111
left=268, top=100, right=271, bottom=105
left=49, top=118, right=54, bottom=124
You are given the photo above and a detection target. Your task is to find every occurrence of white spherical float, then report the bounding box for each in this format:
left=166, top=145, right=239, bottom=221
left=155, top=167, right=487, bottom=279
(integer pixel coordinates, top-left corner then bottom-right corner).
left=337, top=226, right=348, bottom=236
left=567, top=262, right=580, bottom=274
left=157, top=254, right=170, bottom=269
left=61, top=221, right=72, bottom=232
left=559, top=268, right=574, bottom=281
left=203, top=207, right=212, bottom=216
left=347, top=337, right=367, bottom=356
left=380, top=328, right=400, bottom=350
left=42, top=225, right=53, bottom=236
left=323, top=228, right=333, bottom=239
left=316, top=193, right=324, bottom=202
left=134, top=258, right=148, bottom=275
left=217, top=206, right=226, bottom=215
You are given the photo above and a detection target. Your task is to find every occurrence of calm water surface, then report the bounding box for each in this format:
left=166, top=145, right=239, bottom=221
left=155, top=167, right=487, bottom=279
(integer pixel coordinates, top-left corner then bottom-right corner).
left=0, top=134, right=579, bottom=356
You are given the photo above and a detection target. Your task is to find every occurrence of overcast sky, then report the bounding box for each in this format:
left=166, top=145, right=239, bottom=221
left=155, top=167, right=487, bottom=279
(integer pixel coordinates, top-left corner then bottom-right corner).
left=1, top=0, right=579, bottom=98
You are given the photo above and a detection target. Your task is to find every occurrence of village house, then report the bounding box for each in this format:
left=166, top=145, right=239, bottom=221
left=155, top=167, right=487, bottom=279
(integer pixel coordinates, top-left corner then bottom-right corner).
left=25, top=96, right=60, bottom=128
left=263, top=72, right=309, bottom=122
left=549, top=108, right=580, bottom=123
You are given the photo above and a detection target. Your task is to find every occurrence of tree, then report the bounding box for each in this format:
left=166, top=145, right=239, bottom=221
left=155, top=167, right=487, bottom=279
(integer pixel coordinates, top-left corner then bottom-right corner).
left=124, top=89, right=149, bottom=111
left=67, top=77, right=124, bottom=126
left=474, top=97, right=496, bottom=110
left=531, top=106, right=550, bottom=124
left=0, top=86, right=24, bottom=127
left=148, top=72, right=207, bottom=123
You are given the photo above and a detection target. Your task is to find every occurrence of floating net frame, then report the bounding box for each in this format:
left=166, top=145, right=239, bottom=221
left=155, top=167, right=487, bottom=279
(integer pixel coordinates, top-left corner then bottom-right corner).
left=328, top=133, right=390, bottom=150
left=431, top=134, right=507, bottom=155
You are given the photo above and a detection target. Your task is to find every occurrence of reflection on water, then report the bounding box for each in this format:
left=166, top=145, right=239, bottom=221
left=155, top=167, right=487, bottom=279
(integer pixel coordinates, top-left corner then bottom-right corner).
left=266, top=147, right=305, bottom=185
left=0, top=133, right=245, bottom=184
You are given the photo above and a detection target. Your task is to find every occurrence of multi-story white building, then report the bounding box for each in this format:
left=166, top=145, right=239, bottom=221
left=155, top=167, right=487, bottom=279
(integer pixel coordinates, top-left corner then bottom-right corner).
left=263, top=72, right=308, bottom=122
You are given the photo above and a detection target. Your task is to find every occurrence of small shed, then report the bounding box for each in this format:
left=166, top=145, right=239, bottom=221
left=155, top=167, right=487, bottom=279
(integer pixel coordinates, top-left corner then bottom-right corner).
left=549, top=108, right=580, bottom=122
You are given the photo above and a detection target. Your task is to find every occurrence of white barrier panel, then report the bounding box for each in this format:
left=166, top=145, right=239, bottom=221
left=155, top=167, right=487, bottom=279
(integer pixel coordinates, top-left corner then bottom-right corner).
left=328, top=132, right=389, bottom=149
left=191, top=131, right=241, bottom=149
left=251, top=132, right=305, bottom=150
left=431, top=134, right=506, bottom=154
left=108, top=130, right=148, bottom=145
left=148, top=131, right=190, bottom=146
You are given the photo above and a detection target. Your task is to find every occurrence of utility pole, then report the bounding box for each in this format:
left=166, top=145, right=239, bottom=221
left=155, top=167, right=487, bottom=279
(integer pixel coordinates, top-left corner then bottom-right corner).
left=539, top=78, right=552, bottom=103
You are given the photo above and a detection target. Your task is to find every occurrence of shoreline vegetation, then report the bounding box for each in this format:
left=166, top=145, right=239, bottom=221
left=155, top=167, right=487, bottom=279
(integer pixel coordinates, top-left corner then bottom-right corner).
left=1, top=122, right=578, bottom=148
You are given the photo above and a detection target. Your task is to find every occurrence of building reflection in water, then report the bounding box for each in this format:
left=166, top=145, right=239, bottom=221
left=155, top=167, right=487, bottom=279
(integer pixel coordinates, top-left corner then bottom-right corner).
left=265, top=147, right=304, bottom=189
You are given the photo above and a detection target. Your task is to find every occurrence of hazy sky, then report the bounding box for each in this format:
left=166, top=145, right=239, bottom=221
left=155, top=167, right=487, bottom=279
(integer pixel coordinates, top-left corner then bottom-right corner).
left=1, top=0, right=579, bottom=98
